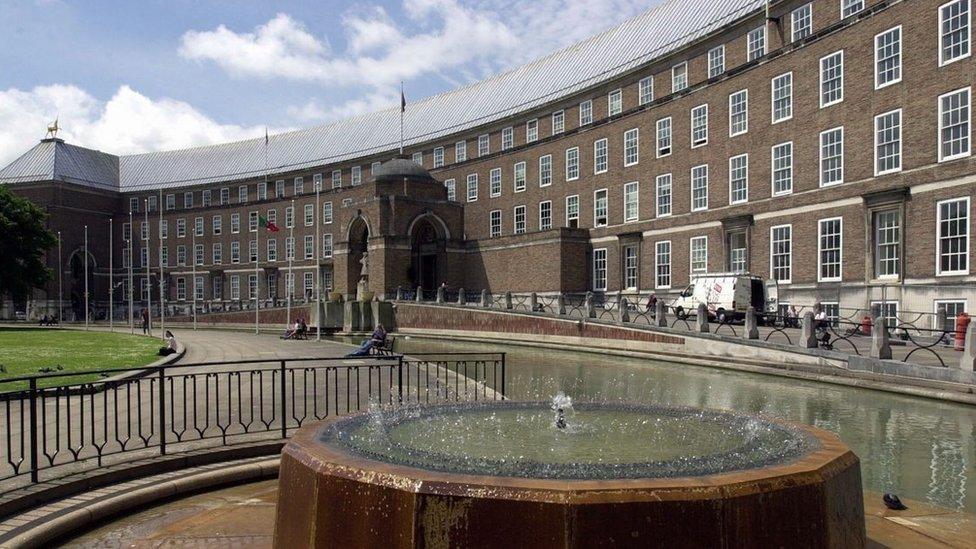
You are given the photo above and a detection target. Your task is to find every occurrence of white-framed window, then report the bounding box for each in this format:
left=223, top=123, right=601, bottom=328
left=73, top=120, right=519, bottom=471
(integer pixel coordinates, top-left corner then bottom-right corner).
left=729, top=90, right=748, bottom=136
left=566, top=147, right=580, bottom=180
left=539, top=200, right=552, bottom=230
left=656, top=117, right=672, bottom=157
left=874, top=109, right=902, bottom=175
left=294, top=177, right=304, bottom=196
left=323, top=202, right=333, bottom=224
left=312, top=174, right=322, bottom=192
left=284, top=237, right=294, bottom=261
left=267, top=238, right=277, bottom=262
left=304, top=234, right=314, bottom=259
left=937, top=197, right=970, bottom=275
left=771, top=142, right=793, bottom=196
left=940, top=0, right=971, bottom=65
left=351, top=166, right=362, bottom=185
left=212, top=215, right=222, bottom=235
left=639, top=77, right=654, bottom=105
left=655, top=174, right=672, bottom=218
left=939, top=87, right=971, bottom=161
left=229, top=213, right=239, bottom=234
left=303, top=204, right=313, bottom=226
left=771, top=73, right=793, bottom=123
left=770, top=225, right=792, bottom=283
left=433, top=147, right=445, bottom=168
left=594, top=138, right=608, bottom=174
left=165, top=194, right=175, bottom=210
left=490, top=168, right=502, bottom=197
left=623, top=245, right=639, bottom=290
left=691, top=165, right=708, bottom=211
left=230, top=275, right=240, bottom=300
left=445, top=179, right=456, bottom=202
left=593, top=248, right=608, bottom=291
left=624, top=128, right=640, bottom=165
left=691, top=104, right=708, bottom=147
left=526, top=119, right=539, bottom=143
left=247, top=274, right=258, bottom=300
left=322, top=234, right=333, bottom=258
left=871, top=300, right=900, bottom=328
left=257, top=183, right=267, bottom=201
left=502, top=127, right=514, bottom=150
left=194, top=216, right=204, bottom=237
left=934, top=299, right=968, bottom=328
left=566, top=195, right=580, bottom=228
left=594, top=189, right=608, bottom=227
left=160, top=220, right=168, bottom=239
left=875, top=26, right=902, bottom=89
left=331, top=170, right=342, bottom=188
left=624, top=181, right=639, bottom=222
left=748, top=26, right=766, bottom=61
left=273, top=181, right=283, bottom=199
left=478, top=134, right=490, bottom=157
left=160, top=246, right=168, bottom=267
left=212, top=242, right=222, bottom=265
left=514, top=162, right=527, bottom=192
left=194, top=276, right=205, bottom=301
left=672, top=62, right=688, bottom=92
left=820, top=127, right=845, bottom=186
left=466, top=173, right=478, bottom=202
left=874, top=209, right=901, bottom=279
left=140, top=220, right=149, bottom=241
left=284, top=206, right=293, bottom=229
left=655, top=241, right=672, bottom=288
left=708, top=45, right=725, bottom=77
left=608, top=89, right=623, bottom=116
left=552, top=110, right=565, bottom=134
left=842, top=0, right=864, bottom=18
left=514, top=205, right=527, bottom=234
left=455, top=140, right=467, bottom=163
left=579, top=100, right=593, bottom=126
left=195, top=243, right=205, bottom=266
left=176, top=218, right=186, bottom=238
left=176, top=278, right=186, bottom=301
left=147, top=195, right=158, bottom=212
left=690, top=236, right=708, bottom=275
left=412, top=152, right=423, bottom=165
left=239, top=186, right=248, bottom=203
left=177, top=245, right=187, bottom=266
left=729, top=154, right=749, bottom=204
left=820, top=51, right=844, bottom=108
left=818, top=217, right=843, bottom=282
left=230, top=242, right=239, bottom=264
left=539, top=155, right=552, bottom=187
left=182, top=192, right=193, bottom=209
left=490, top=210, right=502, bottom=237
left=791, top=3, right=812, bottom=42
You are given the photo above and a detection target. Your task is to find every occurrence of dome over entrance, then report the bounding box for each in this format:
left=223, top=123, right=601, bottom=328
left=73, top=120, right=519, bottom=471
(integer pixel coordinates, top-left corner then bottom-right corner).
left=371, top=156, right=437, bottom=184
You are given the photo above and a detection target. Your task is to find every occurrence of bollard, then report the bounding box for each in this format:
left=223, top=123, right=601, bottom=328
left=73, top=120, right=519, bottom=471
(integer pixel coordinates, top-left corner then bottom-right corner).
left=556, top=294, right=566, bottom=315
left=959, top=320, right=976, bottom=371
left=745, top=306, right=759, bottom=339
left=458, top=288, right=465, bottom=305
left=395, top=286, right=403, bottom=301
left=436, top=286, right=444, bottom=304
left=697, top=303, right=709, bottom=333
left=620, top=298, right=631, bottom=323
left=504, top=291, right=513, bottom=310
left=530, top=292, right=538, bottom=312
left=584, top=292, right=596, bottom=319
left=481, top=289, right=490, bottom=307
left=870, top=314, right=892, bottom=359
left=656, top=299, right=667, bottom=327
left=415, top=286, right=422, bottom=302
left=801, top=311, right=818, bottom=349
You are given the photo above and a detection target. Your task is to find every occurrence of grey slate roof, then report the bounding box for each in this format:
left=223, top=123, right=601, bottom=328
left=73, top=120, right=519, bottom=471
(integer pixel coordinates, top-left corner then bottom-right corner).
left=1, top=0, right=764, bottom=192
left=0, top=139, right=119, bottom=191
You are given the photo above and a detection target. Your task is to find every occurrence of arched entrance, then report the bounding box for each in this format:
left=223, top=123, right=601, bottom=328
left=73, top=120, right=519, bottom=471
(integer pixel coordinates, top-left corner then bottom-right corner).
left=346, top=216, right=370, bottom=291
left=409, top=215, right=446, bottom=291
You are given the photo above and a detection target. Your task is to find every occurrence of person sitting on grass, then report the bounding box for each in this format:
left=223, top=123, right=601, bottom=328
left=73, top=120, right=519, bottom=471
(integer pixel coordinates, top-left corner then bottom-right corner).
left=158, top=330, right=178, bottom=356
left=345, top=324, right=387, bottom=357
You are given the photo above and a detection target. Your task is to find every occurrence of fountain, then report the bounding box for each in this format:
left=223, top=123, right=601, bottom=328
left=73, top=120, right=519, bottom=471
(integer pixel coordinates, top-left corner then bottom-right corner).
left=275, top=400, right=865, bottom=547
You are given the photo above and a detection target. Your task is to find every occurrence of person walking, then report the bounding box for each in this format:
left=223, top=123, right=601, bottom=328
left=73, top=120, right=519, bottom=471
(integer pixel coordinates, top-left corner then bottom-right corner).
left=140, top=308, right=150, bottom=335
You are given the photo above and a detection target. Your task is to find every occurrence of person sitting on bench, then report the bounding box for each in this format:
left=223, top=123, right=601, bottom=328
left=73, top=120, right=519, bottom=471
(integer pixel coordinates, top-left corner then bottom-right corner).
left=281, top=319, right=301, bottom=340
left=345, top=324, right=387, bottom=357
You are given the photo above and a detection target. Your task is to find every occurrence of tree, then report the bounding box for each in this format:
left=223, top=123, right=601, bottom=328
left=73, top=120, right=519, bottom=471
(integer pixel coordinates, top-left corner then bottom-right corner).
left=0, top=186, right=57, bottom=302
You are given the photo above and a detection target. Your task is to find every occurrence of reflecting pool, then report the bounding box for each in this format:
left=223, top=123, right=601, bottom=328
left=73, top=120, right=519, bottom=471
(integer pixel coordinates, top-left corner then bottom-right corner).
left=397, top=337, right=976, bottom=511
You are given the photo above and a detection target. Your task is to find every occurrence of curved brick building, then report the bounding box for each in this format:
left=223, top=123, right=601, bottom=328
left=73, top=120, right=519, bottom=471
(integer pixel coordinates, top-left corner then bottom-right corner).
left=1, top=0, right=974, bottom=324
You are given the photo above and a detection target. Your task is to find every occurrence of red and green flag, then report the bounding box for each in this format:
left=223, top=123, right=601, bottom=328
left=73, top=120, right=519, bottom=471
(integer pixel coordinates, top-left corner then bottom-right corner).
left=259, top=215, right=279, bottom=232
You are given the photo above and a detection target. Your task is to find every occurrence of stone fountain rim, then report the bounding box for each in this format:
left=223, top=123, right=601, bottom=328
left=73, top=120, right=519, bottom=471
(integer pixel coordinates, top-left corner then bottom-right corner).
left=282, top=401, right=860, bottom=502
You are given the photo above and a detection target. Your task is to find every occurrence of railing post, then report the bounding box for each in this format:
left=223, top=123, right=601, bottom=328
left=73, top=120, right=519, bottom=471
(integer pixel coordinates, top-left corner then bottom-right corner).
left=959, top=321, right=976, bottom=371
left=871, top=314, right=892, bottom=359
left=397, top=355, right=404, bottom=403
left=481, top=289, right=490, bottom=307
left=556, top=294, right=566, bottom=315
left=801, top=311, right=818, bottom=349
left=458, top=288, right=465, bottom=305
left=697, top=303, right=709, bottom=333
left=158, top=367, right=166, bottom=455
left=500, top=353, right=506, bottom=399
left=415, top=286, right=423, bottom=302
left=505, top=292, right=513, bottom=310
left=584, top=292, right=596, bottom=319
left=744, top=306, right=760, bottom=339
left=530, top=292, right=538, bottom=312
left=28, top=377, right=38, bottom=484
left=620, top=297, right=630, bottom=323
left=395, top=286, right=403, bottom=301
left=436, top=286, right=444, bottom=304
left=280, top=360, right=288, bottom=438
left=656, top=300, right=667, bottom=327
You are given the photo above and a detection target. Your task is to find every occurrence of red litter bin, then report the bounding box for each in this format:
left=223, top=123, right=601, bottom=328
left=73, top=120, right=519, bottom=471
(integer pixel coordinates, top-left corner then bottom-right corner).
left=860, top=316, right=873, bottom=336
left=954, top=312, right=970, bottom=351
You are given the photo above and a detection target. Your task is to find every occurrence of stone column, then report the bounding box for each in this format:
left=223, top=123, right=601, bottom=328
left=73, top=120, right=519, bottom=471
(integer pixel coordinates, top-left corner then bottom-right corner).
left=800, top=311, right=818, bottom=349
left=556, top=294, right=566, bottom=315
left=436, top=286, right=444, bottom=304
left=584, top=292, right=596, bottom=319
left=481, top=289, right=490, bottom=307
left=871, top=314, right=892, bottom=359
left=415, top=286, right=422, bottom=302
left=959, top=320, right=976, bottom=371
left=504, top=292, right=513, bottom=310
left=697, top=303, right=709, bottom=333
left=744, top=306, right=759, bottom=339
left=656, top=300, right=667, bottom=327
left=458, top=288, right=465, bottom=305
left=620, top=298, right=630, bottom=323
left=530, top=292, right=538, bottom=312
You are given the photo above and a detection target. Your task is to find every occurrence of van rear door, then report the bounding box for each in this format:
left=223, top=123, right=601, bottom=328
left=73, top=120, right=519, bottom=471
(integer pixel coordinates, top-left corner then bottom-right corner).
left=764, top=279, right=779, bottom=314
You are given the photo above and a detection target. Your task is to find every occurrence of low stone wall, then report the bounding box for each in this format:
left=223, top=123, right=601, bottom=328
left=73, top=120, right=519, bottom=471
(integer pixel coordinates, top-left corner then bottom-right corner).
left=167, top=305, right=312, bottom=327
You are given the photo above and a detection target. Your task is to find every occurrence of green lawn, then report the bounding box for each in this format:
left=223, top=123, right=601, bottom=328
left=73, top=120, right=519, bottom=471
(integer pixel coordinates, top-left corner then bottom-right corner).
left=0, top=329, right=163, bottom=391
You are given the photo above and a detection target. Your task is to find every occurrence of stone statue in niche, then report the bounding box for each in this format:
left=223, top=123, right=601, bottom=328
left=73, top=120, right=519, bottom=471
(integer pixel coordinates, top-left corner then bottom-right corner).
left=359, top=251, right=369, bottom=282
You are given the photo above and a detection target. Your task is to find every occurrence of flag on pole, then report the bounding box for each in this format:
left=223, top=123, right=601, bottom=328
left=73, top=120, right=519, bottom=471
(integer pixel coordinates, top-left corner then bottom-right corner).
left=265, top=127, right=269, bottom=145
left=259, top=215, right=280, bottom=232
left=400, top=88, right=406, bottom=112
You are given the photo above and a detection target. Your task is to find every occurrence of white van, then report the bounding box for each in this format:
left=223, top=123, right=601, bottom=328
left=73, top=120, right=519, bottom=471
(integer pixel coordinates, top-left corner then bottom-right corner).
left=669, top=273, right=775, bottom=321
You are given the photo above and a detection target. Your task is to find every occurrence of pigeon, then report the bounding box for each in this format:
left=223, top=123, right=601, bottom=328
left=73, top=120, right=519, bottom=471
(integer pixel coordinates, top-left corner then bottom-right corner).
left=883, top=493, right=907, bottom=510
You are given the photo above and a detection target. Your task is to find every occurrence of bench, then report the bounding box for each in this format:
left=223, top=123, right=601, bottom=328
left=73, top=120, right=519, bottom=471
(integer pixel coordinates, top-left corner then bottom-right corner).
left=371, top=336, right=397, bottom=356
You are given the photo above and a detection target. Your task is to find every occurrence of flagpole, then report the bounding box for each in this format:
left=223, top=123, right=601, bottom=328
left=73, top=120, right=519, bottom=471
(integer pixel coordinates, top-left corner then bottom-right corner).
left=128, top=210, right=134, bottom=334
left=192, top=232, right=197, bottom=330
left=258, top=127, right=268, bottom=335
left=315, top=186, right=321, bottom=341
left=159, top=189, right=165, bottom=334
left=109, top=218, right=114, bottom=332
left=287, top=199, right=294, bottom=329
left=57, top=231, right=63, bottom=326
left=144, top=199, right=152, bottom=337
left=83, top=225, right=89, bottom=330
left=399, top=81, right=405, bottom=155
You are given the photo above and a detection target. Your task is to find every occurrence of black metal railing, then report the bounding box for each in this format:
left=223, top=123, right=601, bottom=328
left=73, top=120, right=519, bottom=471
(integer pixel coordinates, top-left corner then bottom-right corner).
left=0, top=352, right=505, bottom=495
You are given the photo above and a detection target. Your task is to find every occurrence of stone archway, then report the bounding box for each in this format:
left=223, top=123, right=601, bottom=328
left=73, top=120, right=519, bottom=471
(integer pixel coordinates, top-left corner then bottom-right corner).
left=409, top=214, right=447, bottom=292
left=346, top=216, right=370, bottom=292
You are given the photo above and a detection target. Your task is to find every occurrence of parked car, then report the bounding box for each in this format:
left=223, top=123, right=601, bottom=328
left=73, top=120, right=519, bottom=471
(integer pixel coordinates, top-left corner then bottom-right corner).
left=669, top=273, right=776, bottom=322
left=14, top=311, right=26, bottom=321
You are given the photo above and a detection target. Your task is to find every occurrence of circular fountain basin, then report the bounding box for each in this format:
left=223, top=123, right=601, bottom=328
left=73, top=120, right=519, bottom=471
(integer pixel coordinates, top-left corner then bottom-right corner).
left=275, top=402, right=865, bottom=548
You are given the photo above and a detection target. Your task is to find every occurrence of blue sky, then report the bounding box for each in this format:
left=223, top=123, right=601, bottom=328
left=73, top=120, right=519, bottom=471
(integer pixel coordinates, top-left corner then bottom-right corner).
left=0, top=0, right=657, bottom=165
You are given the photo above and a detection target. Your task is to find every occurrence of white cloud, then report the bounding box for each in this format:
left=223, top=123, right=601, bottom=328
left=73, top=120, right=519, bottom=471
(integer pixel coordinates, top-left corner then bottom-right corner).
left=0, top=84, right=278, bottom=166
